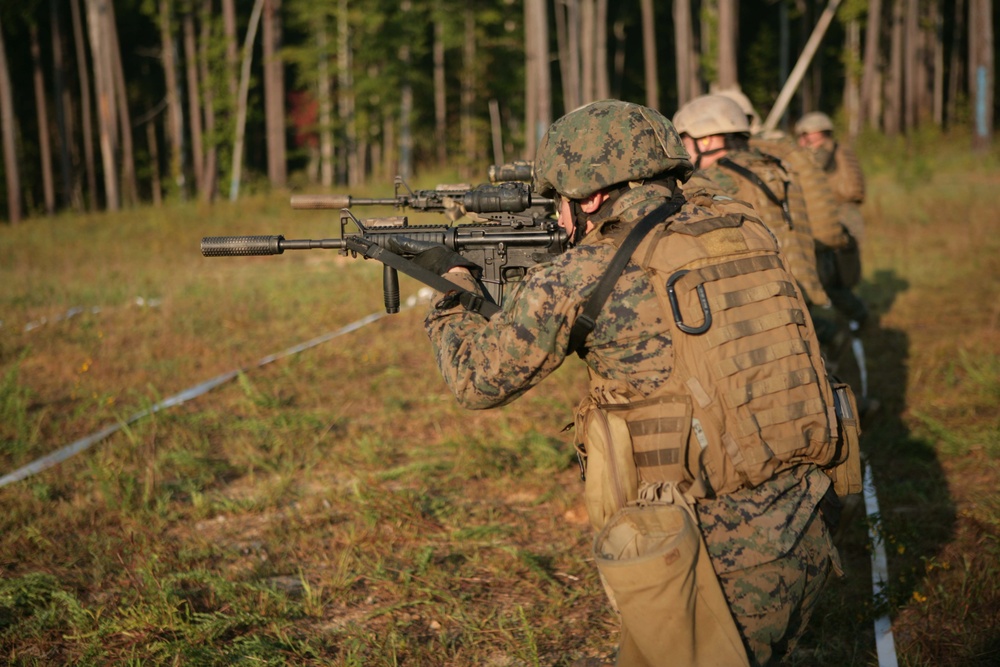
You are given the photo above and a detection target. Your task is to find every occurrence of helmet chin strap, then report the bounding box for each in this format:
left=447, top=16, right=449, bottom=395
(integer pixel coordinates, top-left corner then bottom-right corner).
left=569, top=201, right=589, bottom=245
left=690, top=138, right=725, bottom=169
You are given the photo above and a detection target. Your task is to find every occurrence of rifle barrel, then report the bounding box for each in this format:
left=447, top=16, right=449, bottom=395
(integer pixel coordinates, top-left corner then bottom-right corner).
left=290, top=194, right=396, bottom=209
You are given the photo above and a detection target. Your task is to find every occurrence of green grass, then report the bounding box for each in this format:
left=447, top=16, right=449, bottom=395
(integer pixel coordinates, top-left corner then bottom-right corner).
left=1, top=157, right=999, bottom=665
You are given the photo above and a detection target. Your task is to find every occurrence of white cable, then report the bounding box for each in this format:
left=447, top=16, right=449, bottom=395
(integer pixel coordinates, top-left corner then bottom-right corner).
left=863, top=461, right=899, bottom=667
left=0, top=288, right=433, bottom=490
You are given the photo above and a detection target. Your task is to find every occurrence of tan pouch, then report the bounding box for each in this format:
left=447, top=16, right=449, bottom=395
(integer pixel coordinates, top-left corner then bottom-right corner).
left=576, top=393, right=693, bottom=532
left=593, top=485, right=750, bottom=667
left=826, top=382, right=863, bottom=496
left=575, top=394, right=639, bottom=532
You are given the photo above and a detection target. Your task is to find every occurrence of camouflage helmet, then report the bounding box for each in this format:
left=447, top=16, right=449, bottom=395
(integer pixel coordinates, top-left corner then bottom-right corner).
left=533, top=99, right=693, bottom=199
left=795, top=111, right=834, bottom=135
left=672, top=94, right=751, bottom=139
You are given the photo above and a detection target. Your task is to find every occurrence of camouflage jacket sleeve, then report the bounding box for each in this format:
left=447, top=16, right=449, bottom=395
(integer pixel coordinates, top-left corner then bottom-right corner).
left=423, top=245, right=615, bottom=409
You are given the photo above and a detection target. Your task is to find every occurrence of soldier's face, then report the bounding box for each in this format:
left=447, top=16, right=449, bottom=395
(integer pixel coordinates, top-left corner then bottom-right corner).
left=798, top=131, right=826, bottom=149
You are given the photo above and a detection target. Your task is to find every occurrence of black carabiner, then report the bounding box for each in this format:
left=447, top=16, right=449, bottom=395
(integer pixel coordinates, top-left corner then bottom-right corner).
left=666, top=270, right=713, bottom=335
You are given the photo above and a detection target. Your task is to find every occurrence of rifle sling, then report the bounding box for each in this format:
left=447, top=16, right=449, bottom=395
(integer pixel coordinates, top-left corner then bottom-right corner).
left=568, top=198, right=684, bottom=357
left=718, top=157, right=793, bottom=228
left=346, top=237, right=501, bottom=319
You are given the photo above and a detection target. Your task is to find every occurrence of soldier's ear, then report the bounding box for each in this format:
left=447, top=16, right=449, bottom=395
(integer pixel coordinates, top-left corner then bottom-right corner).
left=579, top=190, right=609, bottom=214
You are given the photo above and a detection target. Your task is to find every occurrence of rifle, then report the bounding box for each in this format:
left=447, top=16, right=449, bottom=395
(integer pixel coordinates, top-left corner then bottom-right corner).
left=201, top=181, right=568, bottom=318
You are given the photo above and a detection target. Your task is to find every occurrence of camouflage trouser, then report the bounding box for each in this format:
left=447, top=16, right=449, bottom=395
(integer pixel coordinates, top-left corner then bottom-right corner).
left=715, top=509, right=841, bottom=666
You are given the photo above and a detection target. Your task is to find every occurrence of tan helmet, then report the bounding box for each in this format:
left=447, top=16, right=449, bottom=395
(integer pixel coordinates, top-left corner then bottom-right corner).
left=533, top=99, right=693, bottom=199
left=715, top=87, right=762, bottom=134
left=795, top=111, right=834, bottom=135
left=672, top=94, right=751, bottom=139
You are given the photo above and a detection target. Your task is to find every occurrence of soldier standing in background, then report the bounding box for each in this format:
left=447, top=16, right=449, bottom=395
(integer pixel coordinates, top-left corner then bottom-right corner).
left=795, top=112, right=867, bottom=247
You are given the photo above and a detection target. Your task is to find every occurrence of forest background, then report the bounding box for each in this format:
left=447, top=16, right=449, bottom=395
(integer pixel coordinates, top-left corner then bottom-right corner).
left=0, top=0, right=997, bottom=222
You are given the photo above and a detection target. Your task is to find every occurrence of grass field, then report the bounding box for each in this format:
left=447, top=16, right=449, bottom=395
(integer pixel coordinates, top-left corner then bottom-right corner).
left=1, top=135, right=999, bottom=666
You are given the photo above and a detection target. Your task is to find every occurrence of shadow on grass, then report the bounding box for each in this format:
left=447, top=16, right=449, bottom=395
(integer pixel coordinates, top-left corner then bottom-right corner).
left=787, top=269, right=957, bottom=666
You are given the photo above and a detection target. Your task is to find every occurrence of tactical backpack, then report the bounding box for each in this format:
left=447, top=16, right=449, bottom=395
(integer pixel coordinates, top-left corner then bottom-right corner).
left=572, top=198, right=862, bottom=528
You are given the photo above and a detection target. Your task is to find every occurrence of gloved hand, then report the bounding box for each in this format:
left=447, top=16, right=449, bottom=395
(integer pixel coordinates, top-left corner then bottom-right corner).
left=384, top=236, right=481, bottom=276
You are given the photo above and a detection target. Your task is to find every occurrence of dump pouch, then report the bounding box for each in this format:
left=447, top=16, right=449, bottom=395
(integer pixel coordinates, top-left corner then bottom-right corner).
left=575, top=394, right=639, bottom=533
left=825, top=382, right=863, bottom=496
left=593, top=486, right=750, bottom=667
left=576, top=393, right=695, bottom=532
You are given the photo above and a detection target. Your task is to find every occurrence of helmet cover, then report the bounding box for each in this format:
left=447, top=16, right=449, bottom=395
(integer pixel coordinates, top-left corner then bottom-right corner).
left=533, top=99, right=693, bottom=199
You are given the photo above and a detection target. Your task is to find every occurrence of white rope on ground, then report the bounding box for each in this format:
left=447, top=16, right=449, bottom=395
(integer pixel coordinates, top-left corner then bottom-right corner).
left=0, top=291, right=430, bottom=490
left=863, top=461, right=899, bottom=667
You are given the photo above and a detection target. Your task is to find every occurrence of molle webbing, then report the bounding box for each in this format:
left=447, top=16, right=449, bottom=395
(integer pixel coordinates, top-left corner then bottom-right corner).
left=704, top=308, right=806, bottom=348
left=725, top=366, right=819, bottom=408
left=715, top=338, right=811, bottom=377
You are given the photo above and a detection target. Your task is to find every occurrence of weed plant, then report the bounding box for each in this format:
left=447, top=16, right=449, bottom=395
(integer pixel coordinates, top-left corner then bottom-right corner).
left=1, top=155, right=998, bottom=665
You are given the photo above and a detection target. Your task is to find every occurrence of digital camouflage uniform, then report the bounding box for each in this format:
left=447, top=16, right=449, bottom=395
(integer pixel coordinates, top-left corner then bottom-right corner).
left=421, top=101, right=840, bottom=665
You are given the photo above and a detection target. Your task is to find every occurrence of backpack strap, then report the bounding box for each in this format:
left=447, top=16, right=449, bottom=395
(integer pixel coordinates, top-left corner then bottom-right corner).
left=568, top=197, right=684, bottom=357
left=717, top=157, right=793, bottom=228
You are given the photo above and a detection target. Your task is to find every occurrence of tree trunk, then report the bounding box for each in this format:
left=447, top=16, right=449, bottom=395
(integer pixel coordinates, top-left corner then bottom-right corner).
left=31, top=22, right=57, bottom=215
left=640, top=0, right=658, bottom=109
left=262, top=0, right=287, bottom=187
left=555, top=0, right=582, bottom=114
left=860, top=0, right=883, bottom=129
left=0, top=13, right=21, bottom=224
left=146, top=121, right=162, bottom=206
left=433, top=13, right=447, bottom=167
left=183, top=10, right=204, bottom=196
left=718, top=0, right=738, bottom=91
left=904, top=0, right=918, bottom=130
left=221, top=0, right=239, bottom=102
left=338, top=0, right=358, bottom=186
left=529, top=0, right=551, bottom=144
left=946, top=0, right=965, bottom=129
left=673, top=0, right=697, bottom=105
left=932, top=1, right=943, bottom=126
left=160, top=0, right=186, bottom=198
left=71, top=0, right=98, bottom=210
left=229, top=0, right=264, bottom=201
left=460, top=8, right=476, bottom=180
left=50, top=0, right=74, bottom=209
left=87, top=0, right=120, bottom=211
left=316, top=18, right=333, bottom=187
left=844, top=19, right=862, bottom=138
left=199, top=0, right=217, bottom=201
left=970, top=0, right=994, bottom=151
left=107, top=1, right=138, bottom=206
left=580, top=0, right=594, bottom=104
left=884, top=0, right=904, bottom=136
left=524, top=0, right=535, bottom=156
left=594, top=0, right=609, bottom=99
